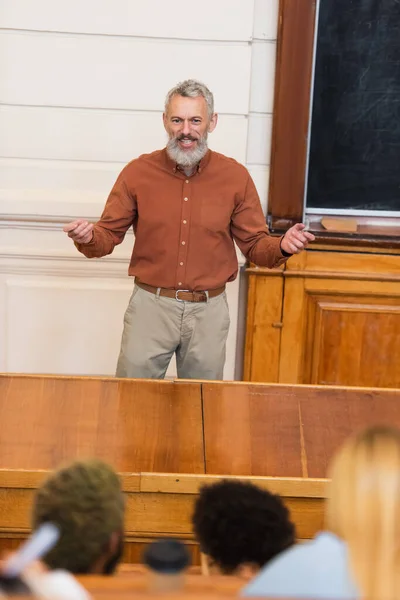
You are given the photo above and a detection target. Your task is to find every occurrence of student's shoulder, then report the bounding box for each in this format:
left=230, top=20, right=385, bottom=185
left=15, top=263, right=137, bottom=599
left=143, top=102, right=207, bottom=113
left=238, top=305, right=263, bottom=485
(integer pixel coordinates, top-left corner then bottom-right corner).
left=242, top=539, right=321, bottom=596
left=242, top=534, right=346, bottom=597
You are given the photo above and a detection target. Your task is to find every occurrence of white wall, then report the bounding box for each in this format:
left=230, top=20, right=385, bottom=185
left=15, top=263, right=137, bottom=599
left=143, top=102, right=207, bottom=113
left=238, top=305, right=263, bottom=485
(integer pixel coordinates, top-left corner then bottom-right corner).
left=0, top=0, right=279, bottom=379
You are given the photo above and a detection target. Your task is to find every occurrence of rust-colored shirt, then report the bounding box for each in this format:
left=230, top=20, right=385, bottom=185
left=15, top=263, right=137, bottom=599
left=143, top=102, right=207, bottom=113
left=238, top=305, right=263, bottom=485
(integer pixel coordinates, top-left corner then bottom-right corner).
left=76, top=148, right=287, bottom=290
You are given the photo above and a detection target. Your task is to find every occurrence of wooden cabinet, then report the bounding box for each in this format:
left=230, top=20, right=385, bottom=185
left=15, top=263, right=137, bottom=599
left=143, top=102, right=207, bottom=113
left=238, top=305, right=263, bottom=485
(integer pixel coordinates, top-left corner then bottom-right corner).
left=244, top=246, right=400, bottom=388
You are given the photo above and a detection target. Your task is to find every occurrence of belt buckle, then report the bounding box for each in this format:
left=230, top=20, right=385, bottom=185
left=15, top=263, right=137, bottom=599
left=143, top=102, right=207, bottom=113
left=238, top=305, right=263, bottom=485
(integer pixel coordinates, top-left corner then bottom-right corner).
left=175, top=289, right=190, bottom=302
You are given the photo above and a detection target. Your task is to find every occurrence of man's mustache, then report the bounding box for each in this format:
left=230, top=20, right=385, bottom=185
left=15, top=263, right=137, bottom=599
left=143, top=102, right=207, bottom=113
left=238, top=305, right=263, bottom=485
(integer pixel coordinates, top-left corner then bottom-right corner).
left=176, top=135, right=198, bottom=141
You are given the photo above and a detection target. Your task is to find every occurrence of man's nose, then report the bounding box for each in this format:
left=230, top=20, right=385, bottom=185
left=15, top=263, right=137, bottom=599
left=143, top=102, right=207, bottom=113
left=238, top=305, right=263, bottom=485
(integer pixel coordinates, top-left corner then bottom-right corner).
left=182, top=121, right=191, bottom=135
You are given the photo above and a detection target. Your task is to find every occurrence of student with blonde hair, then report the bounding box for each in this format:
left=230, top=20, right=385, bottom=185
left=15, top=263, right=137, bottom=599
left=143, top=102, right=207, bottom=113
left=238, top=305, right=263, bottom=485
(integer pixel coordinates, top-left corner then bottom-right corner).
left=243, top=425, right=400, bottom=599
left=327, top=425, right=400, bottom=600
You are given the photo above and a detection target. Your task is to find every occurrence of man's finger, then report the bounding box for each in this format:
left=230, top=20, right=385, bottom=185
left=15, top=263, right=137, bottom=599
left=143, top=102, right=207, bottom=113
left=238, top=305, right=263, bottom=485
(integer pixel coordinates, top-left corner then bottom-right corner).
left=80, top=224, right=93, bottom=235
left=288, top=237, right=304, bottom=250
left=70, top=221, right=90, bottom=236
left=68, top=224, right=93, bottom=240
left=286, top=241, right=299, bottom=254
left=292, top=232, right=309, bottom=244
left=76, top=225, right=94, bottom=241
left=63, top=219, right=85, bottom=233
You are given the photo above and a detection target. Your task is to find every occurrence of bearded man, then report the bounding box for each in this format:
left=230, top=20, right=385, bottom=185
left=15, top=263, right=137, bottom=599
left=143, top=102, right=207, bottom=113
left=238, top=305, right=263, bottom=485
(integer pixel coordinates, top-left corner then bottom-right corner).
left=64, top=80, right=314, bottom=380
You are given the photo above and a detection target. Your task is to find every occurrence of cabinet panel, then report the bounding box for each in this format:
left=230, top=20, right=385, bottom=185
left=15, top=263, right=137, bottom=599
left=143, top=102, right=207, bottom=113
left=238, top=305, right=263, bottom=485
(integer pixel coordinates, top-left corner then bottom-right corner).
left=244, top=269, right=284, bottom=382
left=306, top=294, right=400, bottom=387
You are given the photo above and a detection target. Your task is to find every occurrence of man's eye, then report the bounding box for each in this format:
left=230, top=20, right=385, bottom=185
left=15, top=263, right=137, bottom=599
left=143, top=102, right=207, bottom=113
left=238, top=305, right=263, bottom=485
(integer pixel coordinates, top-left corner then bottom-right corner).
left=172, top=119, right=181, bottom=124
left=192, top=119, right=201, bottom=124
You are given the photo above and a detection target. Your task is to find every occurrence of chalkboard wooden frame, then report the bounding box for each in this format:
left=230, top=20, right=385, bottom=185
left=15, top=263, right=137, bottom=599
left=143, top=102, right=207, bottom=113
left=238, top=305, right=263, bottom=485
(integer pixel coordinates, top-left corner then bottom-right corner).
left=268, top=0, right=316, bottom=232
left=267, top=0, right=400, bottom=247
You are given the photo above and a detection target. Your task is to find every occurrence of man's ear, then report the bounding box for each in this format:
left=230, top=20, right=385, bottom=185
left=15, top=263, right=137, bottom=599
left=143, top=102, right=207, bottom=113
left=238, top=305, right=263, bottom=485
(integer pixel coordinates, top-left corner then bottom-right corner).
left=108, top=531, right=120, bottom=556
left=91, top=531, right=122, bottom=574
left=208, top=113, right=218, bottom=133
left=162, top=112, right=168, bottom=131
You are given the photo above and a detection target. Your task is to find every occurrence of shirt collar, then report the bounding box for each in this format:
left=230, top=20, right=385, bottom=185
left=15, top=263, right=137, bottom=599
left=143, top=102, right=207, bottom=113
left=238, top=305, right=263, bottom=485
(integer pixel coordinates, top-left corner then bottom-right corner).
left=163, top=148, right=212, bottom=175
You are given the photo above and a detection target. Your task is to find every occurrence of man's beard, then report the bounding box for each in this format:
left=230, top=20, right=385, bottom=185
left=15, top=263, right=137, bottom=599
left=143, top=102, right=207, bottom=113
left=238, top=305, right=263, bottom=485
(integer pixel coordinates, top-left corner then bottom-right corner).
left=166, top=134, right=208, bottom=168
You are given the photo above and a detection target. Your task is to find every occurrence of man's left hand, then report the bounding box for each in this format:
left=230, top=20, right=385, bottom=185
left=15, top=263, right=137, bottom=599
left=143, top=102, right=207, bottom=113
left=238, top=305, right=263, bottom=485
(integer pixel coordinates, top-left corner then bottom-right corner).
left=281, top=223, right=315, bottom=255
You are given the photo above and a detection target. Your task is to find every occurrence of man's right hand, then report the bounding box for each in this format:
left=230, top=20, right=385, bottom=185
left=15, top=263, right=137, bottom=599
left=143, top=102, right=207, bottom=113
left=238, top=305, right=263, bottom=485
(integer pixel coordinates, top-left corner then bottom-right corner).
left=63, top=219, right=94, bottom=244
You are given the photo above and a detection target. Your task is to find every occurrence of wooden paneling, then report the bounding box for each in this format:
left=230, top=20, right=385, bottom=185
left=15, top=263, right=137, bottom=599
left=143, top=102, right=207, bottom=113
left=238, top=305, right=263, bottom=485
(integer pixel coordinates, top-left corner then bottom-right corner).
left=245, top=248, right=400, bottom=388
left=282, top=278, right=400, bottom=387
left=299, top=387, right=400, bottom=477
left=308, top=296, right=400, bottom=387
left=202, top=383, right=304, bottom=477
left=278, top=276, right=306, bottom=384
left=120, top=538, right=201, bottom=567
left=139, top=473, right=326, bottom=498
left=285, top=496, right=324, bottom=540
left=281, top=283, right=400, bottom=386
left=125, top=493, right=195, bottom=535
left=203, top=382, right=400, bottom=478
left=243, top=268, right=284, bottom=382
left=286, top=249, right=400, bottom=278
left=2, top=374, right=400, bottom=480
left=0, top=533, right=201, bottom=568
left=0, top=375, right=204, bottom=473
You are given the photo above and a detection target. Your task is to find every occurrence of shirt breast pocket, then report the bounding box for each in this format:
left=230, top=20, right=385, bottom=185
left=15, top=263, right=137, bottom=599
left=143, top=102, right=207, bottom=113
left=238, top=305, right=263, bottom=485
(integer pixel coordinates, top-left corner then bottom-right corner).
left=200, top=199, right=233, bottom=233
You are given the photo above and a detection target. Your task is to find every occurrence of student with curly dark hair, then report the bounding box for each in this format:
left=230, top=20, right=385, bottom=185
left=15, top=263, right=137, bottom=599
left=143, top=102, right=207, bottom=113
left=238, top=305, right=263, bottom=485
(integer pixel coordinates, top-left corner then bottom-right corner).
left=32, top=458, right=125, bottom=575
left=192, top=479, right=295, bottom=578
left=243, top=426, right=400, bottom=599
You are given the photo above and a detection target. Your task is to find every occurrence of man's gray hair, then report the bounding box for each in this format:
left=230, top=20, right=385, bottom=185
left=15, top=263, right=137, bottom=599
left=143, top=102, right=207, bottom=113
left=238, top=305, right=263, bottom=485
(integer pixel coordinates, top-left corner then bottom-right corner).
left=165, top=79, right=214, bottom=119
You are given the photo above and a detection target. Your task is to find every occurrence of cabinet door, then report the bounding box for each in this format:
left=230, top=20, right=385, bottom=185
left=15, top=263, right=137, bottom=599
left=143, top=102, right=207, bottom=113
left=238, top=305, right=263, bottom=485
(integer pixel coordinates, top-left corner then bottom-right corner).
left=280, top=277, right=400, bottom=387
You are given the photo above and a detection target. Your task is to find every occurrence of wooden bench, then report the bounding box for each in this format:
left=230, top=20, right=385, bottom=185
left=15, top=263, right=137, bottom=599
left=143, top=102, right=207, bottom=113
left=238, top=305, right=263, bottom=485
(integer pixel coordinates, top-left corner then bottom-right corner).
left=0, top=470, right=326, bottom=563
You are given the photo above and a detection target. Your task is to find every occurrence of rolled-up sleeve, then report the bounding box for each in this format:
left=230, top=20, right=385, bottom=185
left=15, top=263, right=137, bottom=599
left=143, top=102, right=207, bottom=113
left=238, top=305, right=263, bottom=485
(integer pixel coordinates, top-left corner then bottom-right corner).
left=75, top=170, right=137, bottom=258
left=230, top=174, right=288, bottom=268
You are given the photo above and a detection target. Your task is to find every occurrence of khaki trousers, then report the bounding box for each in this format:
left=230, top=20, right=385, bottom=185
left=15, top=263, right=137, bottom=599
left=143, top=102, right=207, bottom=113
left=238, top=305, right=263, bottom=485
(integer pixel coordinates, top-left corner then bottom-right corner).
left=115, top=285, right=230, bottom=380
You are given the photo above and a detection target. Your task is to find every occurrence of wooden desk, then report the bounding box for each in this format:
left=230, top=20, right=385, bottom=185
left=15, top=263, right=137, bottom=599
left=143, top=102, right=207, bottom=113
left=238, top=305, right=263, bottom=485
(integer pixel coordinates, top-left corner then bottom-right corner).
left=0, top=374, right=398, bottom=561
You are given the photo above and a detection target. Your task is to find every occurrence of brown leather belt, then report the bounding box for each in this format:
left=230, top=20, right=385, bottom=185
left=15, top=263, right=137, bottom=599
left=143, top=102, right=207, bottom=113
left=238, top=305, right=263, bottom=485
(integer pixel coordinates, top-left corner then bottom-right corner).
left=136, top=281, right=225, bottom=303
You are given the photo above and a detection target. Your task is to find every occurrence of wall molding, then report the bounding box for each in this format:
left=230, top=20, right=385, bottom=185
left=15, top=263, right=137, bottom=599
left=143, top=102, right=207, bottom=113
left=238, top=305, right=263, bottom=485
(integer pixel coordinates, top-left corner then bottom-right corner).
left=0, top=256, right=131, bottom=279
left=0, top=217, right=108, bottom=230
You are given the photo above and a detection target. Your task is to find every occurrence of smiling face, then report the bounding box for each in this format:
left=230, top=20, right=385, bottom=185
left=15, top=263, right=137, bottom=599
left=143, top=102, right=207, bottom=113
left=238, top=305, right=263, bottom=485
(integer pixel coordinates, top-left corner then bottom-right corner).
left=163, top=94, right=218, bottom=168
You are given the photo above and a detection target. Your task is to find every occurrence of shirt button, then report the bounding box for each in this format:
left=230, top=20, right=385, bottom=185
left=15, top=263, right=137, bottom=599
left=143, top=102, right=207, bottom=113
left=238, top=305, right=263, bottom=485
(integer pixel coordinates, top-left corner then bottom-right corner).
left=178, top=282, right=182, bottom=286
left=180, top=262, right=184, bottom=266
left=184, top=197, right=188, bottom=201
left=181, top=241, right=186, bottom=245
left=185, top=180, right=189, bottom=183
left=183, top=220, right=187, bottom=224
